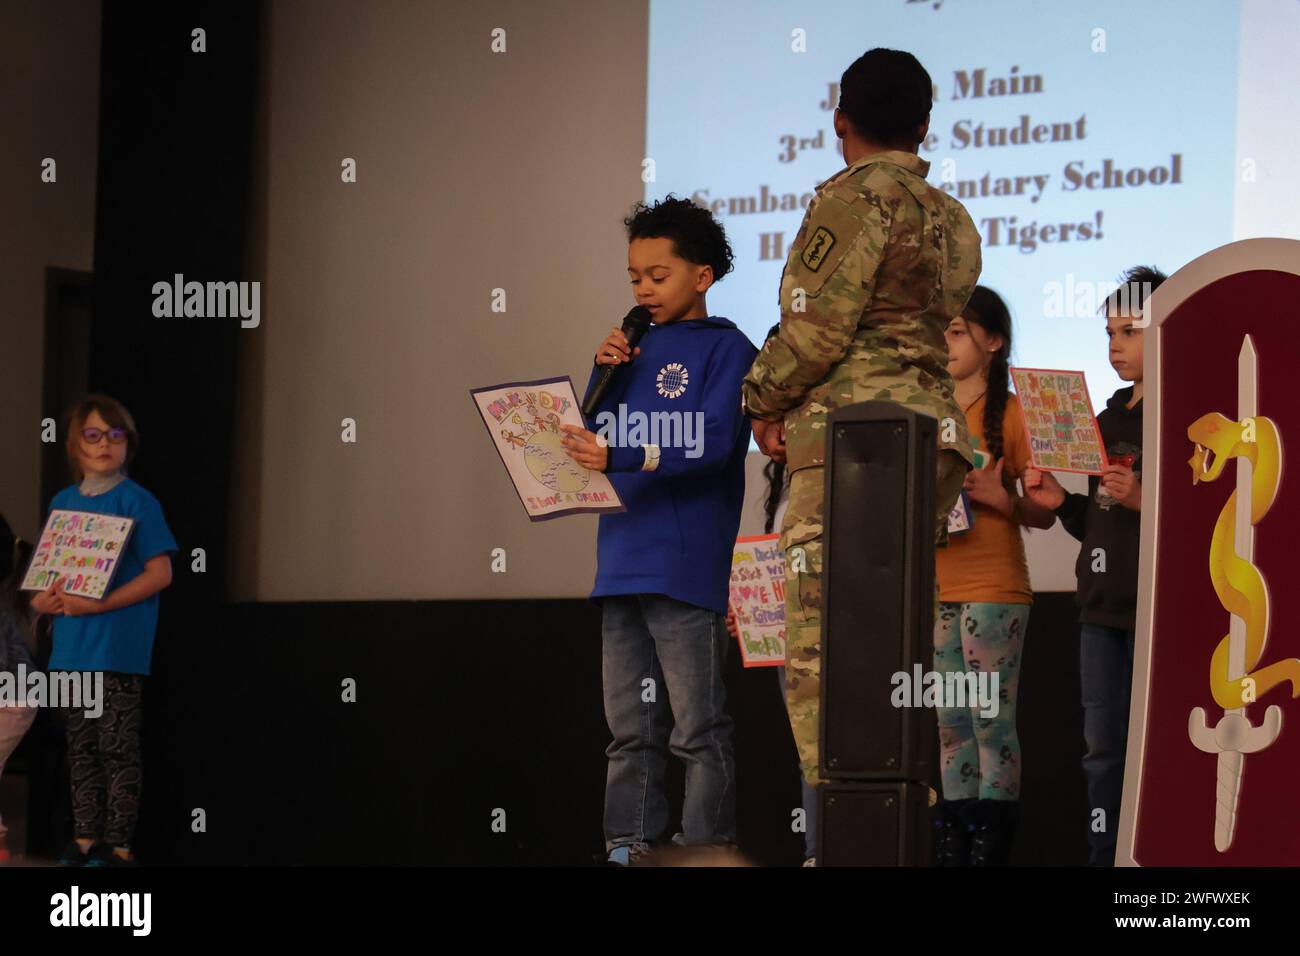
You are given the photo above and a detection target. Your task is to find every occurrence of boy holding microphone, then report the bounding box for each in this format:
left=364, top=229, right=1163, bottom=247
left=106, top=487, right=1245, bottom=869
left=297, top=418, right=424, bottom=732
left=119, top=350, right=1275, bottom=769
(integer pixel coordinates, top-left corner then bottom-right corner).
left=561, top=197, right=757, bottom=865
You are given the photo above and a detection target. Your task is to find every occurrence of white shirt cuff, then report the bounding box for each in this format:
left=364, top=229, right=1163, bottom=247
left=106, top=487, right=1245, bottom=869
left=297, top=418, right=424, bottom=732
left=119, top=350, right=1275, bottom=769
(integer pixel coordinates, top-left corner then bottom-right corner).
left=640, top=443, right=661, bottom=472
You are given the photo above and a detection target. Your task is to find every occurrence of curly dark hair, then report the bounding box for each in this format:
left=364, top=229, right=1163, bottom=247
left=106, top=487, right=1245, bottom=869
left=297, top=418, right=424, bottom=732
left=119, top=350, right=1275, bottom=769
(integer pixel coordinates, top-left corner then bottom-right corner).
left=624, top=195, right=734, bottom=283
left=838, top=48, right=933, bottom=148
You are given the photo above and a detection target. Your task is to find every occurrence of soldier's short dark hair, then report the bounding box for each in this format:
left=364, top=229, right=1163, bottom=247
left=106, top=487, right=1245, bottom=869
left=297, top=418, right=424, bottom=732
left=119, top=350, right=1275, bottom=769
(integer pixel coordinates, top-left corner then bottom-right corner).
left=1101, top=265, right=1168, bottom=317
left=624, top=195, right=734, bottom=283
left=838, top=48, right=932, bottom=147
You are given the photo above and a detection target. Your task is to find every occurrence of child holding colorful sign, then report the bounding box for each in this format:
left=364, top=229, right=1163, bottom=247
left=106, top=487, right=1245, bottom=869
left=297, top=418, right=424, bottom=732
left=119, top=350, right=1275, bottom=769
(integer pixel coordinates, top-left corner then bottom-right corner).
left=933, top=288, right=1057, bottom=866
left=28, top=396, right=177, bottom=867
left=1024, top=266, right=1165, bottom=866
left=560, top=197, right=756, bottom=865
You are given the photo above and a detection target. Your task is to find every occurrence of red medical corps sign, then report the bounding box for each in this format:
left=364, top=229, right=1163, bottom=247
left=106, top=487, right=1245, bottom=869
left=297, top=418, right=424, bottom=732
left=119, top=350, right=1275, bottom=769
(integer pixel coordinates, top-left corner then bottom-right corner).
left=1120, top=239, right=1300, bottom=865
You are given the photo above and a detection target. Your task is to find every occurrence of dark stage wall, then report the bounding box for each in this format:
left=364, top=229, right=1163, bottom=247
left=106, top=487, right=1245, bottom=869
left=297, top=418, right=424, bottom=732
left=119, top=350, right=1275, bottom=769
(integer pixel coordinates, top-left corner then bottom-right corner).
left=116, top=593, right=1086, bottom=866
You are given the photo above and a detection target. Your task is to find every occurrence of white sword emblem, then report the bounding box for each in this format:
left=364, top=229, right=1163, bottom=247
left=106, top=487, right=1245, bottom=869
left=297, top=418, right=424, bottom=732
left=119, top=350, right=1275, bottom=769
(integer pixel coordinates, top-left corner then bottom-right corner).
left=1188, top=335, right=1282, bottom=852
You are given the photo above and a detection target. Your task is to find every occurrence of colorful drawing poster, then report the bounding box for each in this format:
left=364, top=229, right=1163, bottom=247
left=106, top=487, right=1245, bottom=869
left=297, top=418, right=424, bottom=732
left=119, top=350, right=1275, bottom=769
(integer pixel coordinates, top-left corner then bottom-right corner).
left=730, top=534, right=786, bottom=668
left=470, top=376, right=625, bottom=521
left=22, top=510, right=135, bottom=600
left=1009, top=367, right=1109, bottom=474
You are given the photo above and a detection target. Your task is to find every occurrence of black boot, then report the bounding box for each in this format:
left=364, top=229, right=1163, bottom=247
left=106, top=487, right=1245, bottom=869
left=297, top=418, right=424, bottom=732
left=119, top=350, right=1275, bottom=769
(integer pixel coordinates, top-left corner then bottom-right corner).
left=931, top=798, right=974, bottom=867
left=968, top=799, right=1019, bottom=866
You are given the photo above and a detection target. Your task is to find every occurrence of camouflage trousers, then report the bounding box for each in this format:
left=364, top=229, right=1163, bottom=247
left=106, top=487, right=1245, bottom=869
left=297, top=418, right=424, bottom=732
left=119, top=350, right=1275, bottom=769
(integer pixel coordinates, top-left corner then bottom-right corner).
left=782, top=448, right=969, bottom=787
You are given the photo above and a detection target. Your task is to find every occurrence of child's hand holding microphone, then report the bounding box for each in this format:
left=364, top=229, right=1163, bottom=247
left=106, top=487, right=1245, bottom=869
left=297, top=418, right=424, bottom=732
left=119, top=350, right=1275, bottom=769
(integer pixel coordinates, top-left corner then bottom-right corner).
left=570, top=325, right=645, bottom=471
left=595, top=326, right=641, bottom=366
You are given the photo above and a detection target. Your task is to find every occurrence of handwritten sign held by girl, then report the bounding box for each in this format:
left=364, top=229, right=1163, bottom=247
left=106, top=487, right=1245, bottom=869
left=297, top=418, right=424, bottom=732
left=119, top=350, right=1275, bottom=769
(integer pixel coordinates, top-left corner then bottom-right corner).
left=22, top=510, right=136, bottom=600
left=729, top=534, right=787, bottom=668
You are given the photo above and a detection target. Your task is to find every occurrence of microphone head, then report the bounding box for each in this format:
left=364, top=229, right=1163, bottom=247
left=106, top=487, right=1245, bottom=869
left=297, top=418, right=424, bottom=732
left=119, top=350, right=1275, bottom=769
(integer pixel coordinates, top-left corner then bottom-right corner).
left=622, top=305, right=653, bottom=343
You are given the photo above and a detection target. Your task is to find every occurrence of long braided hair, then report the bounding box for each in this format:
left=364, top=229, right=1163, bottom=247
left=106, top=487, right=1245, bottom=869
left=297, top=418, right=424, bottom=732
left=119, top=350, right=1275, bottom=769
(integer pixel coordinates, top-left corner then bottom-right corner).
left=760, top=323, right=786, bottom=534
left=961, top=286, right=1013, bottom=465
left=763, top=458, right=785, bottom=534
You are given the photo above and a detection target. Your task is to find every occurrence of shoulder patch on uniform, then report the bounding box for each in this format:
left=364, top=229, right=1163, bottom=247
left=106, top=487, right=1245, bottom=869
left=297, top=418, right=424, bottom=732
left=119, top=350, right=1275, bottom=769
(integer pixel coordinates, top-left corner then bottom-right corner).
left=785, top=193, right=873, bottom=298
left=800, top=226, right=836, bottom=271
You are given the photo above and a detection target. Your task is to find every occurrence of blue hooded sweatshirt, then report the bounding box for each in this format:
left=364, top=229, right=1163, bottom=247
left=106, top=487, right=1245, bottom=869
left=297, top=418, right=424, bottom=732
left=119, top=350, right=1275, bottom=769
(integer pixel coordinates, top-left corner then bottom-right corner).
left=584, top=315, right=757, bottom=614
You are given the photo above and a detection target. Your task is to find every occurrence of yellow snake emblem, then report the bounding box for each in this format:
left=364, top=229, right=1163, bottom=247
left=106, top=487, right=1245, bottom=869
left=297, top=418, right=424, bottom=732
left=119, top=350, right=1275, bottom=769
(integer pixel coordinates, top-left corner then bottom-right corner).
left=1187, top=412, right=1300, bottom=708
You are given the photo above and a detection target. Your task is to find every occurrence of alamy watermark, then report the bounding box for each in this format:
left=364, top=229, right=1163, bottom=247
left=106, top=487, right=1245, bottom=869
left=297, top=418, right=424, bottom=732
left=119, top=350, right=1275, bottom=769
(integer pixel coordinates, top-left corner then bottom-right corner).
left=152, top=273, right=260, bottom=328
left=891, top=664, right=1000, bottom=719
left=0, top=665, right=103, bottom=718
left=50, top=886, right=151, bottom=936
left=592, top=404, right=705, bottom=459
left=1042, top=273, right=1154, bottom=324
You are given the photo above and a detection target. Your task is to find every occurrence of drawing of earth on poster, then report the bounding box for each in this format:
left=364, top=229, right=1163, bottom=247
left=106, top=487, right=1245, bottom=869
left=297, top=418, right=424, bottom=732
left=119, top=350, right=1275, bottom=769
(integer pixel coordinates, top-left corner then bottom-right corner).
left=522, top=427, right=588, bottom=493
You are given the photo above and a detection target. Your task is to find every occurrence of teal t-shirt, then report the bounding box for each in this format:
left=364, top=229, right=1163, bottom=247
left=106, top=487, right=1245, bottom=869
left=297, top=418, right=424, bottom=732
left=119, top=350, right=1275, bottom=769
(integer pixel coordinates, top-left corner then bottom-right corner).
left=47, top=478, right=178, bottom=675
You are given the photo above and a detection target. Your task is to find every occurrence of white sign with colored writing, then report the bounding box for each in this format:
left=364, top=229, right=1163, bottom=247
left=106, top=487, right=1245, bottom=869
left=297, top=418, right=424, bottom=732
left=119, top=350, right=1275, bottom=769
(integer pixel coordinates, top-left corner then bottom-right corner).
left=730, top=534, right=787, bottom=668
left=1009, top=366, right=1109, bottom=474
left=22, top=510, right=135, bottom=600
left=470, top=376, right=625, bottom=521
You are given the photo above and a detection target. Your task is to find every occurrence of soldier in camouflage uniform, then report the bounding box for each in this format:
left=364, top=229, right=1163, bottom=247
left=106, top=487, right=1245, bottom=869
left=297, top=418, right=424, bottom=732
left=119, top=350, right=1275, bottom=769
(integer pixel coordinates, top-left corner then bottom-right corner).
left=741, top=49, right=981, bottom=789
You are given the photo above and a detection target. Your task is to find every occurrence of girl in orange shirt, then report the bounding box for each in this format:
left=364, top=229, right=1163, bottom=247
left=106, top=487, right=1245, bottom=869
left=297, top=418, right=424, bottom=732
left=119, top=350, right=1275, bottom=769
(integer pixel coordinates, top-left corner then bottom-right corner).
left=932, top=287, right=1055, bottom=866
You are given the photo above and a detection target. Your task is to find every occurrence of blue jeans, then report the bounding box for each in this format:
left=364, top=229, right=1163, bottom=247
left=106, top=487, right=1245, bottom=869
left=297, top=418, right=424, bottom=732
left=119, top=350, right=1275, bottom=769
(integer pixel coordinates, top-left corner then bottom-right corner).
left=1080, top=623, right=1135, bottom=866
left=602, top=594, right=736, bottom=852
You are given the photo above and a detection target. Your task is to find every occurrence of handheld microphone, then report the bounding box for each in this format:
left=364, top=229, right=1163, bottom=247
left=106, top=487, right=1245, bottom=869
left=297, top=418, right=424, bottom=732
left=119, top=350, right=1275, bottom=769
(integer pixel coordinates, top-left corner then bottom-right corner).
left=581, top=305, right=653, bottom=418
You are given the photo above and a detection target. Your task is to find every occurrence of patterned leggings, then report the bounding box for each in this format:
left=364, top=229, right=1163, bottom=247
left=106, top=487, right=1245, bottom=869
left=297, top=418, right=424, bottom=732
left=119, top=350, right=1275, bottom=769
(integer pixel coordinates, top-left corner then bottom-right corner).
left=933, top=602, right=1028, bottom=801
left=64, top=673, right=144, bottom=847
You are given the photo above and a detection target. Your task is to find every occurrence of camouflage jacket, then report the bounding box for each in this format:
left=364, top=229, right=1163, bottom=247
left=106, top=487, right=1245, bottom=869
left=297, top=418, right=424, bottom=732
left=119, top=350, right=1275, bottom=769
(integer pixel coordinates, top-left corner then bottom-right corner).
left=742, top=150, right=981, bottom=474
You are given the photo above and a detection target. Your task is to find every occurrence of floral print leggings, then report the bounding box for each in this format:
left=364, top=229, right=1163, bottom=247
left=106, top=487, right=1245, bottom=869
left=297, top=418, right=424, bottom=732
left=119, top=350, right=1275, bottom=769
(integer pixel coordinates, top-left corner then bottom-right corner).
left=933, top=602, right=1029, bottom=801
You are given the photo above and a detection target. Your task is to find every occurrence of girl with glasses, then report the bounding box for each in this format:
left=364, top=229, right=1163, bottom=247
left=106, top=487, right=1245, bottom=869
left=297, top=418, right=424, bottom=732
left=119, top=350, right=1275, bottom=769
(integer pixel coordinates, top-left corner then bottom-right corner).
left=29, top=395, right=177, bottom=867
